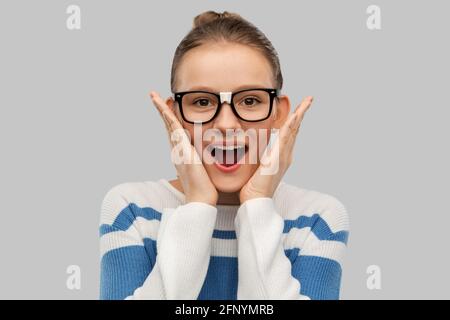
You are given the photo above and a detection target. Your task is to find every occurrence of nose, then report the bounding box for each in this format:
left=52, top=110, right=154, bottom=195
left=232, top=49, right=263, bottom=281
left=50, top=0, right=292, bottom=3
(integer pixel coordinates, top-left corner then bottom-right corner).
left=212, top=102, right=242, bottom=132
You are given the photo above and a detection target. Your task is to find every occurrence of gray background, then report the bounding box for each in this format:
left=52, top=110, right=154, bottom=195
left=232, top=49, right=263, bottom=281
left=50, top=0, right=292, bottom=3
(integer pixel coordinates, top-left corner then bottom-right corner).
left=0, top=0, right=448, bottom=299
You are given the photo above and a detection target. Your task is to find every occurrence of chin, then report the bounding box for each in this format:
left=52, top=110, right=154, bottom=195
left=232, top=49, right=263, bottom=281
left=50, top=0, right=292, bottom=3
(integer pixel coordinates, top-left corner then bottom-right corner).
left=206, top=164, right=256, bottom=194
left=214, top=181, right=244, bottom=193
left=207, top=173, right=244, bottom=193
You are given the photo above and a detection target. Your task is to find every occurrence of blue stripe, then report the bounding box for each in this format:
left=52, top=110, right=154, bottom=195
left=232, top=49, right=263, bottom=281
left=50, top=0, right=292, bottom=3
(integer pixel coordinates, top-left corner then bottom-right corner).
left=100, top=239, right=239, bottom=300
left=212, top=229, right=236, bottom=239
left=286, top=248, right=342, bottom=299
left=100, top=243, right=343, bottom=299
left=100, top=203, right=239, bottom=240
left=292, top=255, right=342, bottom=300
left=99, top=203, right=162, bottom=236
left=198, top=256, right=238, bottom=300
left=100, top=204, right=347, bottom=244
left=284, top=213, right=348, bottom=244
left=284, top=248, right=300, bottom=264
left=100, top=245, right=153, bottom=300
left=100, top=237, right=157, bottom=300
left=99, top=224, right=117, bottom=236
left=143, top=238, right=158, bottom=265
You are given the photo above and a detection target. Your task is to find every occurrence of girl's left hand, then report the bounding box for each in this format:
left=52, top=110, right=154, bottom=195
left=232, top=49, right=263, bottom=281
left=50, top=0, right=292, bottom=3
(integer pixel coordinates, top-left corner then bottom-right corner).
left=239, top=96, right=314, bottom=204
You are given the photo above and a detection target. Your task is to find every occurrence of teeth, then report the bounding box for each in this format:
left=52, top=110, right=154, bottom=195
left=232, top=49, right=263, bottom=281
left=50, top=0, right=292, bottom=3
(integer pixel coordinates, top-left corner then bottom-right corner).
left=214, top=145, right=245, bottom=151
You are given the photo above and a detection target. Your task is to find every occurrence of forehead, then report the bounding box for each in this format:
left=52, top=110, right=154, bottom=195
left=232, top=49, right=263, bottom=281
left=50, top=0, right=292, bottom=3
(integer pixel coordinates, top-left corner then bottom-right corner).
left=176, top=42, right=274, bottom=92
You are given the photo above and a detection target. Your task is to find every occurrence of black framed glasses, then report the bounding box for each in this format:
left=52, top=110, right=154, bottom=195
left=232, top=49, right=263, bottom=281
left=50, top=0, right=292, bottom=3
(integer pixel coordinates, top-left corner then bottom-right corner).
left=172, top=88, right=281, bottom=124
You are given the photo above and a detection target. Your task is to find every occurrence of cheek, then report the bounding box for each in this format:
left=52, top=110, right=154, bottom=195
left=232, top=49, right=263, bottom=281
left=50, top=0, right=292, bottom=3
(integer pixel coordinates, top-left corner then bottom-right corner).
left=184, top=126, right=202, bottom=153
left=261, top=128, right=272, bottom=149
left=244, top=124, right=273, bottom=160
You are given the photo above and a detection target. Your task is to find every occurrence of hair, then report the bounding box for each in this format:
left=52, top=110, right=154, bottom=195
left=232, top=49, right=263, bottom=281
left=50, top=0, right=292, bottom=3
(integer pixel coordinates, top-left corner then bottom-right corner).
left=170, top=10, right=283, bottom=93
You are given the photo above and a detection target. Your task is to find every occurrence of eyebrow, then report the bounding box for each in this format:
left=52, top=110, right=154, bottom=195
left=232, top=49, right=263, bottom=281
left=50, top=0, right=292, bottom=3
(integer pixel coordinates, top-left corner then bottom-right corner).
left=186, top=84, right=271, bottom=92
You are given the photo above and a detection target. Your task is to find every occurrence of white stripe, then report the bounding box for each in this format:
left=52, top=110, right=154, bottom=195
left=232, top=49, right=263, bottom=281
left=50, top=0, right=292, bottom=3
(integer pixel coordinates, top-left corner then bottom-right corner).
left=211, top=238, right=237, bottom=257
left=300, top=236, right=346, bottom=265
left=100, top=228, right=143, bottom=259
left=101, top=225, right=345, bottom=264
left=282, top=227, right=346, bottom=265
left=101, top=182, right=174, bottom=225
left=134, top=217, right=160, bottom=241
left=100, top=217, right=161, bottom=258
left=282, top=227, right=311, bottom=250
left=274, top=183, right=349, bottom=233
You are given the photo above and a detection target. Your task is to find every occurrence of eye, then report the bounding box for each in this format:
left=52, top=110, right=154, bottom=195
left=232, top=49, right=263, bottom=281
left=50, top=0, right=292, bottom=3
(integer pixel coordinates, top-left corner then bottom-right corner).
left=194, top=98, right=212, bottom=107
left=242, top=97, right=260, bottom=107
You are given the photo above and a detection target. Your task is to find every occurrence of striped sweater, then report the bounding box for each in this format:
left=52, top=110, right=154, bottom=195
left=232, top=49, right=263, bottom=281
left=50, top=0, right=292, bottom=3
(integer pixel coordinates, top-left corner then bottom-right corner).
left=99, top=178, right=349, bottom=300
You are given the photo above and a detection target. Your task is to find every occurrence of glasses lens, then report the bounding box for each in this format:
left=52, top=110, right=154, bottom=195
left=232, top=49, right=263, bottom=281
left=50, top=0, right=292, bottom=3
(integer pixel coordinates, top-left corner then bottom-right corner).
left=182, top=92, right=219, bottom=123
left=233, top=90, right=271, bottom=121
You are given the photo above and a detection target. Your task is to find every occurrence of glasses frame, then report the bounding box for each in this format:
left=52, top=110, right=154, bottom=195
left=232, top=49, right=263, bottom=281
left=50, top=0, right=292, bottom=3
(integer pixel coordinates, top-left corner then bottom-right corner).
left=172, top=88, right=281, bottom=124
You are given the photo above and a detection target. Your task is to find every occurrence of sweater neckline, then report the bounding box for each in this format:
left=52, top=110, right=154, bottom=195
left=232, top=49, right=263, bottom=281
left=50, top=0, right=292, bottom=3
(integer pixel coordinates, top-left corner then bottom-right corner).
left=158, top=177, right=286, bottom=205
left=157, top=178, right=239, bottom=230
left=158, top=178, right=241, bottom=207
left=158, top=178, right=186, bottom=202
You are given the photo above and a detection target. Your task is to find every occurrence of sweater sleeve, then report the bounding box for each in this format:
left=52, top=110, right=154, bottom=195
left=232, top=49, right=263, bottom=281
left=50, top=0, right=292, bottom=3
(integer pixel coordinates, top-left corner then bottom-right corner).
left=99, top=186, right=217, bottom=300
left=234, top=197, right=349, bottom=300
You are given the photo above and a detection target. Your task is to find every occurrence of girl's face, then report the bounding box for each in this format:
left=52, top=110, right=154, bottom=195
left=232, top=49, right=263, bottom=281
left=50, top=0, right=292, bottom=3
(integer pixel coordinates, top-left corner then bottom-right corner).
left=166, top=42, right=290, bottom=193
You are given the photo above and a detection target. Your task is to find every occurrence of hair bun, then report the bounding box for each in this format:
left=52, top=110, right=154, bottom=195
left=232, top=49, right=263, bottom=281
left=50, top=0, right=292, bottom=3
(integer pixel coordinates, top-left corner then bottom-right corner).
left=193, top=10, right=243, bottom=29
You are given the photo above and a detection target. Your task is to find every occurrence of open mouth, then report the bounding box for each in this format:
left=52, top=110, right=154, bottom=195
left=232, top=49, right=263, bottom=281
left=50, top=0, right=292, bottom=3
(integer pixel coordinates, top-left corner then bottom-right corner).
left=209, top=144, right=248, bottom=167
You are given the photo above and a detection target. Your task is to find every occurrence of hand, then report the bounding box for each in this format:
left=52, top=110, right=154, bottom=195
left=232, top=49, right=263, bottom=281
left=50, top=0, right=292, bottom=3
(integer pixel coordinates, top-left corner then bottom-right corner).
left=150, top=91, right=218, bottom=206
left=239, top=96, right=314, bottom=203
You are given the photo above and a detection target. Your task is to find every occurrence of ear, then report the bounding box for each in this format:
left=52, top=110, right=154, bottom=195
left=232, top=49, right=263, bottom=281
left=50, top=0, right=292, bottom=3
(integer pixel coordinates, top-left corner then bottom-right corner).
left=165, top=96, right=175, bottom=113
left=272, top=95, right=290, bottom=129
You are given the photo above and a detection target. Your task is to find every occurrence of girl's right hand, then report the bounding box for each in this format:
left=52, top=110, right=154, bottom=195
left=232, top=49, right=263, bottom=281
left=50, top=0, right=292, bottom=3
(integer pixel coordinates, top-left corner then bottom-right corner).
left=150, top=91, right=218, bottom=206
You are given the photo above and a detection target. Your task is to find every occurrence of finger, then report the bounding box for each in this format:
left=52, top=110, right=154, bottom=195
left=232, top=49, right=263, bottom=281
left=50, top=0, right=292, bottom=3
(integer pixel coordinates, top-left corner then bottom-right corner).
left=293, top=96, right=313, bottom=131
left=285, top=96, right=313, bottom=139
left=150, top=91, right=186, bottom=142
left=149, top=92, right=189, bottom=152
left=150, top=91, right=183, bottom=131
left=282, top=96, right=314, bottom=160
left=279, top=109, right=298, bottom=141
left=286, top=96, right=313, bottom=157
left=152, top=101, right=174, bottom=146
left=149, top=91, right=172, bottom=131
left=150, top=91, right=169, bottom=115
left=265, top=95, right=314, bottom=171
